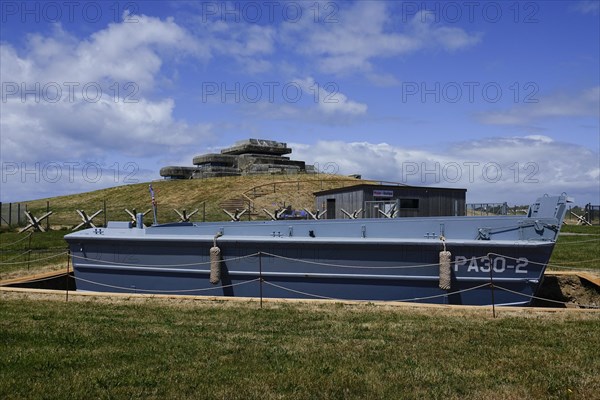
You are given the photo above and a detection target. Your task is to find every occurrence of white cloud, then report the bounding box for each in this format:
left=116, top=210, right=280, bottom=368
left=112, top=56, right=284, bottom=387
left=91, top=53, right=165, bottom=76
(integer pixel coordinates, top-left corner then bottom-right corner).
left=186, top=12, right=276, bottom=74
left=573, top=1, right=600, bottom=14
left=477, top=87, right=600, bottom=126
left=293, top=77, right=367, bottom=115
left=291, top=137, right=600, bottom=205
left=236, top=77, right=368, bottom=124
left=9, top=16, right=205, bottom=91
left=523, top=135, right=554, bottom=143
left=0, top=15, right=214, bottom=165
left=0, top=14, right=216, bottom=201
left=282, top=3, right=481, bottom=78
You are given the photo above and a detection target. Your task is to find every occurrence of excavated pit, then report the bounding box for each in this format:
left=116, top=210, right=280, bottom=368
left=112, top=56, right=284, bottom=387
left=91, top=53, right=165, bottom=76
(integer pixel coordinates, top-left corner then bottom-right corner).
left=3, top=272, right=598, bottom=308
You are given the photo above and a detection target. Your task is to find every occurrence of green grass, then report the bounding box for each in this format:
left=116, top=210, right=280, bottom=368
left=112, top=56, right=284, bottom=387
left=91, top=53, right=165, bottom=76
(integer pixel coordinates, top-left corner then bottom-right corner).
left=561, top=225, right=600, bottom=235
left=550, top=225, right=600, bottom=271
left=1, top=295, right=599, bottom=400
left=0, top=230, right=69, bottom=279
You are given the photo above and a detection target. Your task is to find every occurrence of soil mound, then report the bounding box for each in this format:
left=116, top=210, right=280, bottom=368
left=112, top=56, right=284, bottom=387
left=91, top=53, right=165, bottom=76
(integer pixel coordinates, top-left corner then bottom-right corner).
left=534, top=275, right=600, bottom=308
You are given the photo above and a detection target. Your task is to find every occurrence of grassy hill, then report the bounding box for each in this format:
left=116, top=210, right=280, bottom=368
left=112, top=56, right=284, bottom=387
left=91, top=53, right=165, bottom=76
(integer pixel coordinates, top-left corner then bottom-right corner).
left=21, top=174, right=368, bottom=228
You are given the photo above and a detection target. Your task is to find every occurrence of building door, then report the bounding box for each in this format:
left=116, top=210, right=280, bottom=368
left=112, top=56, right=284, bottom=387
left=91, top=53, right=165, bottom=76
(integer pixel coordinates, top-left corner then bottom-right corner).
left=326, top=199, right=336, bottom=219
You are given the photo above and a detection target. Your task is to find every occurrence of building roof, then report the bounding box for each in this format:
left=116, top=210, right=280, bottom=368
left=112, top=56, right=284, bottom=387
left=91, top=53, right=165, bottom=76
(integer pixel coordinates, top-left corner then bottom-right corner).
left=220, top=138, right=292, bottom=156
left=313, top=183, right=467, bottom=196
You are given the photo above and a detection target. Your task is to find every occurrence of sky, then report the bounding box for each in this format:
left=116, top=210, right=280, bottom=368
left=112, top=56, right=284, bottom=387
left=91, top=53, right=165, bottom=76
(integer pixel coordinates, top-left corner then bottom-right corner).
left=1, top=0, right=599, bottom=205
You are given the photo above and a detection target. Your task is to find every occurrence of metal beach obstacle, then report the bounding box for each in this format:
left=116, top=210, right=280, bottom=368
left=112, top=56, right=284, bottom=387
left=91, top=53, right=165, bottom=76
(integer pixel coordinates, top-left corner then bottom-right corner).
left=124, top=208, right=151, bottom=227
left=173, top=208, right=199, bottom=222
left=304, top=208, right=326, bottom=220
left=377, top=204, right=397, bottom=219
left=224, top=208, right=248, bottom=222
left=72, top=209, right=103, bottom=230
left=19, top=210, right=53, bottom=233
left=262, top=208, right=286, bottom=221
left=340, top=208, right=364, bottom=219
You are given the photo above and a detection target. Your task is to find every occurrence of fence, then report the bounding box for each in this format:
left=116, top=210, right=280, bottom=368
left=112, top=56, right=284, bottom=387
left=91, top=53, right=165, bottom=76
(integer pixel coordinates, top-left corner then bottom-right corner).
left=466, top=203, right=514, bottom=216
left=2, top=199, right=599, bottom=231
left=0, top=202, right=27, bottom=227
left=0, top=200, right=213, bottom=231
left=364, top=201, right=397, bottom=218
left=465, top=203, right=600, bottom=225
left=584, top=204, right=600, bottom=225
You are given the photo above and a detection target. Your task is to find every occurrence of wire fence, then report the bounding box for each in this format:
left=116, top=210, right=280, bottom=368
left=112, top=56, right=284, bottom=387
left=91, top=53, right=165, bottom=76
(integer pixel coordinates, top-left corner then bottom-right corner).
left=2, top=195, right=599, bottom=230
left=0, top=202, right=28, bottom=227
left=0, top=200, right=213, bottom=230
left=465, top=202, right=600, bottom=225
left=584, top=204, right=600, bottom=225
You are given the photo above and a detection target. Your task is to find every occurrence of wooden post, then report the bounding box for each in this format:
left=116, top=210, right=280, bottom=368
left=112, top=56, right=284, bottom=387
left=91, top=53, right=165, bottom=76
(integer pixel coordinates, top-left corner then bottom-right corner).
left=488, top=255, right=496, bottom=318
left=103, top=199, right=107, bottom=227
left=27, top=232, right=32, bottom=271
left=259, top=252, right=263, bottom=309
left=8, top=202, right=12, bottom=227
left=66, top=250, right=70, bottom=302
left=46, top=201, right=50, bottom=231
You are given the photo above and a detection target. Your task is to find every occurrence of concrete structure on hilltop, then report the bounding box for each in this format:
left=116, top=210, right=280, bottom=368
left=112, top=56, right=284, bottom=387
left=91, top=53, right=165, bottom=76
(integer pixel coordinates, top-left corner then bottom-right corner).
left=160, top=139, right=315, bottom=179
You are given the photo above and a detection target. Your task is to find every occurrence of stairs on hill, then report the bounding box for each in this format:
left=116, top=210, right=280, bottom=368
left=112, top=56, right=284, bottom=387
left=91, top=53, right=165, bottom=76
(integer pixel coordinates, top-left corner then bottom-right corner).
left=219, top=197, right=248, bottom=212
left=246, top=187, right=274, bottom=200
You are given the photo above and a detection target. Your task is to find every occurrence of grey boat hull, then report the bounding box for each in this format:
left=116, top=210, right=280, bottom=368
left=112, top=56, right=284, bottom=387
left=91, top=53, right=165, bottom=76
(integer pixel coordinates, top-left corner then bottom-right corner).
left=65, top=195, right=569, bottom=306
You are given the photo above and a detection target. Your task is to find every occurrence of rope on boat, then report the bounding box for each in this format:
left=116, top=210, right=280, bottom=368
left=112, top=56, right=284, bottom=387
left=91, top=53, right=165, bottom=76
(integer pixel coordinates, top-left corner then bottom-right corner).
left=260, top=251, right=486, bottom=269
left=5, top=272, right=598, bottom=308
left=210, top=232, right=223, bottom=285
left=487, top=252, right=599, bottom=271
left=262, top=279, right=600, bottom=307
left=67, top=252, right=260, bottom=268
left=15, top=250, right=584, bottom=273
left=262, top=280, right=490, bottom=303
left=5, top=249, right=599, bottom=274
left=71, top=275, right=261, bottom=293
left=439, top=236, right=451, bottom=290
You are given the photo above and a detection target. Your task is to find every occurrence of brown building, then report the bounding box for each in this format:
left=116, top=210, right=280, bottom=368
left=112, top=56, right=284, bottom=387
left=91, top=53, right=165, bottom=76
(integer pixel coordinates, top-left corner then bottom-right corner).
left=314, top=184, right=466, bottom=219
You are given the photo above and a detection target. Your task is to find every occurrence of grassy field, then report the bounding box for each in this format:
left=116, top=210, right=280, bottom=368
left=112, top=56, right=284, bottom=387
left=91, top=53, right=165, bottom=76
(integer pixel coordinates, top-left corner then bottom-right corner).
left=1, top=293, right=599, bottom=400
left=548, top=225, right=600, bottom=272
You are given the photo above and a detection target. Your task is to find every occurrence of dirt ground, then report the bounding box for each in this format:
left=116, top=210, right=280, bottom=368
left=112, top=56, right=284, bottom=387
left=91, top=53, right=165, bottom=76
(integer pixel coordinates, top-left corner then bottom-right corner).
left=533, top=275, right=600, bottom=308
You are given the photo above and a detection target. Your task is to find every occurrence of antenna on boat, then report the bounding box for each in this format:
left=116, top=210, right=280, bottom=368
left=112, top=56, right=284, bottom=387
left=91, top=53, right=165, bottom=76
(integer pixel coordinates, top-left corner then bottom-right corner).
left=149, top=184, right=158, bottom=225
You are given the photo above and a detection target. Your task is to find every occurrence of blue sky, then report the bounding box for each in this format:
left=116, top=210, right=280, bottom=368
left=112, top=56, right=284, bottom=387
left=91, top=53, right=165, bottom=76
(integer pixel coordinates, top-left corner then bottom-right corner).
left=1, top=1, right=599, bottom=205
